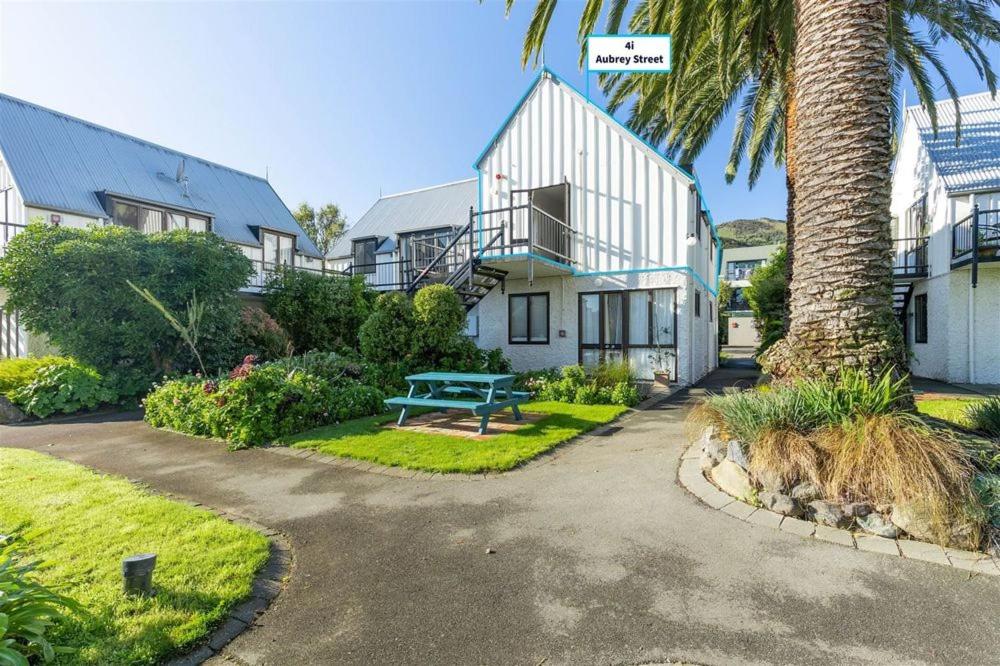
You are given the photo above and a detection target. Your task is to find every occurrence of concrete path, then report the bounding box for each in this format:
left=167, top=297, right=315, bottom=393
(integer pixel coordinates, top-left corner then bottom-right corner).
left=3, top=368, right=998, bottom=665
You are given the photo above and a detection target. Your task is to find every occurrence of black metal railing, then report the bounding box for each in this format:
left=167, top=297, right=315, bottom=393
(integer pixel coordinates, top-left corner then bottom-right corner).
left=341, top=258, right=416, bottom=291
left=892, top=236, right=929, bottom=279
left=953, top=206, right=1000, bottom=260
left=475, top=204, right=575, bottom=264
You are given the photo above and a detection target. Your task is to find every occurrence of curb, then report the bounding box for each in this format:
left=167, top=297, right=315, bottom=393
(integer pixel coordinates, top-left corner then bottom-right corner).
left=162, top=500, right=293, bottom=666
left=677, top=441, right=1000, bottom=578
left=261, top=384, right=681, bottom=480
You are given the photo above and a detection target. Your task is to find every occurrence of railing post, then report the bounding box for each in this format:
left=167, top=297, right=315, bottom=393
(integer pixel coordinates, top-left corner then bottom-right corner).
left=527, top=191, right=534, bottom=285
left=972, top=204, right=980, bottom=288
left=468, top=206, right=474, bottom=289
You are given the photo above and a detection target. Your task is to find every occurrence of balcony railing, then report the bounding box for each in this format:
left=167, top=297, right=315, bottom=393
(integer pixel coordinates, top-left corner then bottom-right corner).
left=892, top=236, right=929, bottom=279
left=476, top=203, right=575, bottom=265
left=0, top=221, right=27, bottom=258
left=952, top=206, right=1000, bottom=261
left=247, top=260, right=326, bottom=289
left=341, top=258, right=416, bottom=291
left=725, top=267, right=757, bottom=281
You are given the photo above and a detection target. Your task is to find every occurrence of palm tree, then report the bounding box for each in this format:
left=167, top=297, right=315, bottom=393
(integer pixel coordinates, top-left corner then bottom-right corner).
left=510, top=0, right=1000, bottom=378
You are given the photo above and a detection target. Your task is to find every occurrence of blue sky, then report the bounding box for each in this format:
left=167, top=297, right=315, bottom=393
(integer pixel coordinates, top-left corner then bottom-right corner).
left=0, top=2, right=996, bottom=227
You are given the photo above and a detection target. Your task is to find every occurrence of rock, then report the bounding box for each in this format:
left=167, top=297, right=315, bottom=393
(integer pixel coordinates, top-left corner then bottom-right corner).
left=843, top=502, right=873, bottom=519
left=890, top=503, right=979, bottom=550
left=710, top=460, right=753, bottom=500
left=752, top=468, right=786, bottom=493
left=759, top=491, right=802, bottom=517
left=726, top=441, right=749, bottom=470
left=0, top=396, right=26, bottom=424
left=701, top=437, right=727, bottom=465
left=791, top=482, right=822, bottom=504
left=857, top=513, right=899, bottom=539
left=808, top=500, right=848, bottom=528
left=699, top=450, right=718, bottom=473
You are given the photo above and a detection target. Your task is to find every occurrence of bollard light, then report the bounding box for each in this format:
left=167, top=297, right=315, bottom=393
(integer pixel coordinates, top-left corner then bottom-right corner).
left=122, top=553, right=157, bottom=597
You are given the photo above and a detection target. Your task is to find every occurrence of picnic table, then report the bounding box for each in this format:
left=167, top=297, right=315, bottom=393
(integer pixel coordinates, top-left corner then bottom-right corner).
left=385, top=372, right=529, bottom=435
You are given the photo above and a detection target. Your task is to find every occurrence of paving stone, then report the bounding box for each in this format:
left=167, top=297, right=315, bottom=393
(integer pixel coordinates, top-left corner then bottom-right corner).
left=721, top=500, right=757, bottom=520
left=251, top=578, right=282, bottom=601
left=231, top=596, right=269, bottom=624
left=700, top=488, right=734, bottom=510
left=814, top=525, right=856, bottom=548
left=855, top=535, right=900, bottom=557
left=208, top=617, right=248, bottom=652
left=166, top=645, right=215, bottom=666
left=681, top=445, right=700, bottom=460
left=779, top=516, right=816, bottom=537
left=945, top=552, right=998, bottom=575
left=747, top=509, right=783, bottom=529
left=897, top=539, right=950, bottom=566
left=945, top=547, right=984, bottom=562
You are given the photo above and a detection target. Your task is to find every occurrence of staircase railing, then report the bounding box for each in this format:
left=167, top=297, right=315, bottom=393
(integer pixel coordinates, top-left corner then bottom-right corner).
left=406, top=219, right=474, bottom=294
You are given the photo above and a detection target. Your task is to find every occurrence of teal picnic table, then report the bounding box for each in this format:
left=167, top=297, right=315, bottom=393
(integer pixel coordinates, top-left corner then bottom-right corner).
left=385, top=372, right=529, bottom=435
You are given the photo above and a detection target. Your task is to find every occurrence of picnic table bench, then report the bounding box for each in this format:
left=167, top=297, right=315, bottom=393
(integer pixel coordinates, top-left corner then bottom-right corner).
left=385, top=372, right=529, bottom=435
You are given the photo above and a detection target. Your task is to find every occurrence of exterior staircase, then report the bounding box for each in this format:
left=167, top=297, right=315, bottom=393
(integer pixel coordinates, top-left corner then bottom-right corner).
left=892, top=281, right=915, bottom=321
left=406, top=220, right=507, bottom=311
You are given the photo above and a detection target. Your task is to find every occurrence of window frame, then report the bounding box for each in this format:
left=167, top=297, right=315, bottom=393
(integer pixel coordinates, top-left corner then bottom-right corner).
left=577, top=288, right=679, bottom=376
left=914, top=293, right=928, bottom=344
left=109, top=196, right=211, bottom=234
left=508, top=292, right=550, bottom=345
left=352, top=237, right=379, bottom=275
left=694, top=290, right=702, bottom=318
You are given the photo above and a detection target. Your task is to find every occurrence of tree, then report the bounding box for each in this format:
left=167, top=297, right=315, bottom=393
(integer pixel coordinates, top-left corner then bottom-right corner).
left=0, top=224, right=252, bottom=384
left=511, top=0, right=1000, bottom=380
left=744, top=247, right=786, bottom=354
left=293, top=201, right=347, bottom=256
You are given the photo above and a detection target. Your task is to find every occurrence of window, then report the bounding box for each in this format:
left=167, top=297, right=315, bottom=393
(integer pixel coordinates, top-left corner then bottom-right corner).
left=914, top=293, right=928, bottom=343
left=904, top=195, right=928, bottom=239
left=726, top=259, right=765, bottom=281
left=263, top=230, right=295, bottom=269
left=509, top=293, right=549, bottom=344
left=111, top=198, right=210, bottom=235
left=353, top=238, right=378, bottom=274
left=694, top=291, right=701, bottom=318
left=578, top=288, right=676, bottom=378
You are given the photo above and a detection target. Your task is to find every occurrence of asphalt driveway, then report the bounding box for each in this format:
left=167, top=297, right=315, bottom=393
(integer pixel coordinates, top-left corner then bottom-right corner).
left=2, top=367, right=998, bottom=665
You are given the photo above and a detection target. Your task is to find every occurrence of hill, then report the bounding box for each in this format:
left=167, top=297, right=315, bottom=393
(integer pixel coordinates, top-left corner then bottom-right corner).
left=717, top=217, right=786, bottom=248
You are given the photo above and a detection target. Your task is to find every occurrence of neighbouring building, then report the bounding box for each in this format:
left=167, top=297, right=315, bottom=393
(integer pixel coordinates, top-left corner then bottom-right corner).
left=0, top=93, right=322, bottom=358
left=719, top=243, right=780, bottom=348
left=329, top=69, right=721, bottom=385
left=891, top=91, right=1000, bottom=384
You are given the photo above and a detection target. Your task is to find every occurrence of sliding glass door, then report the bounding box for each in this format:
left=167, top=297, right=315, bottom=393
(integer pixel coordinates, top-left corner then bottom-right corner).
left=579, top=288, right=677, bottom=379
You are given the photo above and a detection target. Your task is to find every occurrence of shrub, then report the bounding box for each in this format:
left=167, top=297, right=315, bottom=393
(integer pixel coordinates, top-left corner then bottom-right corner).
left=265, top=351, right=364, bottom=386
left=0, top=224, right=251, bottom=385
left=144, top=361, right=385, bottom=449
left=10, top=359, right=119, bottom=418
left=744, top=245, right=787, bottom=354
left=479, top=348, right=513, bottom=374
left=413, top=284, right=466, bottom=351
left=0, top=532, right=82, bottom=664
left=0, top=356, right=63, bottom=396
left=237, top=307, right=292, bottom=362
left=263, top=267, right=371, bottom=353
left=537, top=364, right=639, bottom=406
left=359, top=292, right=417, bottom=367
left=611, top=381, right=641, bottom=407
left=967, top=396, right=1000, bottom=439
left=515, top=368, right=561, bottom=394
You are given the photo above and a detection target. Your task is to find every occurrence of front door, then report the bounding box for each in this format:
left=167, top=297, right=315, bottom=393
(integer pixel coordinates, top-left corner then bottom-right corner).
left=579, top=292, right=624, bottom=366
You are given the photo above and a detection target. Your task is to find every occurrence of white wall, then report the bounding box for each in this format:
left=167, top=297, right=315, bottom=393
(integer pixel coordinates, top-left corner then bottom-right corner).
left=477, top=73, right=696, bottom=275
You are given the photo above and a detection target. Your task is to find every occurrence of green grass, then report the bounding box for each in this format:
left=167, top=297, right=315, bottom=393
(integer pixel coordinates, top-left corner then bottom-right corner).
left=281, top=400, right=628, bottom=473
left=0, top=449, right=270, bottom=665
left=916, top=397, right=984, bottom=429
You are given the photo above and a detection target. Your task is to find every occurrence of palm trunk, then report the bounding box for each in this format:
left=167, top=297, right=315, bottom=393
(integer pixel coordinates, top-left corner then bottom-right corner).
left=763, top=0, right=908, bottom=380
left=783, top=65, right=797, bottom=333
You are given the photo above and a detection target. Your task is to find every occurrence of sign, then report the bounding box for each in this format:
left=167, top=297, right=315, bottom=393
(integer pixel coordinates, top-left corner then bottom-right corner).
left=586, top=34, right=671, bottom=73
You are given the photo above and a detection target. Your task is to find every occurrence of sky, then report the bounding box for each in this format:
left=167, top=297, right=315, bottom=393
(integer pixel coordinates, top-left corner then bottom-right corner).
left=0, top=1, right=997, bottom=228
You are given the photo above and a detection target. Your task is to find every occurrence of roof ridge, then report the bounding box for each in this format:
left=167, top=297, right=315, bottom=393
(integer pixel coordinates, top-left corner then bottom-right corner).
left=0, top=91, right=270, bottom=183
left=907, top=89, right=998, bottom=112
left=380, top=177, right=476, bottom=199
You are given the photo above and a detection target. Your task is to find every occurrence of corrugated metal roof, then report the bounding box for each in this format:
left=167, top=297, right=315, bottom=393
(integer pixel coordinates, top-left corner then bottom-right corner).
left=328, top=178, right=476, bottom=258
left=909, top=91, right=1000, bottom=193
left=0, top=93, right=321, bottom=257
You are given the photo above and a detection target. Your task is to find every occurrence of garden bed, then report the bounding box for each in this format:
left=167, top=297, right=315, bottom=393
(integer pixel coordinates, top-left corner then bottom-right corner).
left=0, top=448, right=271, bottom=665
left=281, top=401, right=628, bottom=473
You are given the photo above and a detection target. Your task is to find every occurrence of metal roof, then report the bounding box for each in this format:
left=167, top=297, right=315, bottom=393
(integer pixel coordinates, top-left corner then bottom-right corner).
left=909, top=91, right=1000, bottom=194
left=0, top=93, right=321, bottom=257
left=721, top=243, right=782, bottom=264
left=328, top=178, right=477, bottom=258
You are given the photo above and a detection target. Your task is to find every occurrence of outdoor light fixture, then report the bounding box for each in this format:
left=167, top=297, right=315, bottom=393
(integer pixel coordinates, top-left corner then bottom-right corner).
left=122, top=553, right=157, bottom=596
left=686, top=233, right=698, bottom=246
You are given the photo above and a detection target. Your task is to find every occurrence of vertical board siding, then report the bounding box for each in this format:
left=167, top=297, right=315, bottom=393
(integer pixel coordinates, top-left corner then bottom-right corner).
left=478, top=76, right=693, bottom=275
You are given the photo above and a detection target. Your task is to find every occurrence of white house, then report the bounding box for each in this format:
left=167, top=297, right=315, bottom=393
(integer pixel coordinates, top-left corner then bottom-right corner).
left=330, top=69, right=721, bottom=385
left=0, top=93, right=323, bottom=358
left=891, top=91, right=1000, bottom=384
left=720, top=243, right=781, bottom=348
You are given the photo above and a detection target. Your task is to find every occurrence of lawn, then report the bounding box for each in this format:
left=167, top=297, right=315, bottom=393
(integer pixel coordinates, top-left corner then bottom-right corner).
left=0, top=448, right=271, bottom=665
left=282, top=400, right=628, bottom=473
left=916, top=397, right=983, bottom=429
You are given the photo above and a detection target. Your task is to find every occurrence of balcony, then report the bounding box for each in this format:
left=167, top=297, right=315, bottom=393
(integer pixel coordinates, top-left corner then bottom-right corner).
left=892, top=236, right=929, bottom=280
left=247, top=260, right=327, bottom=291
left=475, top=203, right=576, bottom=280
left=952, top=207, right=1000, bottom=268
